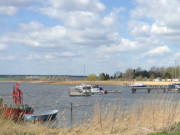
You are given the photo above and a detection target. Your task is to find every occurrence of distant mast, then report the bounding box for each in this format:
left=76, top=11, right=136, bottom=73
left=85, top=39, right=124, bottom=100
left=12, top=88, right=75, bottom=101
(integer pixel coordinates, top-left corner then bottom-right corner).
left=84, top=64, right=86, bottom=81
left=175, top=59, right=176, bottom=79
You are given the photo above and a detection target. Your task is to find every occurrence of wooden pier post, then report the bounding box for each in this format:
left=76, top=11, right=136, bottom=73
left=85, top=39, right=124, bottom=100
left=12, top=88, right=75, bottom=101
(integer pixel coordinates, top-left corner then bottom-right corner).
left=178, top=89, right=180, bottom=93
left=70, top=102, right=73, bottom=117
left=163, top=88, right=166, bottom=93
left=132, top=89, right=136, bottom=93
left=147, top=89, right=151, bottom=93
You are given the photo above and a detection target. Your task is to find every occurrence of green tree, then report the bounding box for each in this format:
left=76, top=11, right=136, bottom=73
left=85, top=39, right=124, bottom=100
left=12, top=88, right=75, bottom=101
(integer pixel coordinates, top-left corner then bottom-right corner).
left=150, top=74, right=155, bottom=81
left=163, top=72, right=172, bottom=79
left=136, top=75, right=143, bottom=81
left=87, top=74, right=97, bottom=81
left=99, top=73, right=105, bottom=80
left=105, top=74, right=110, bottom=80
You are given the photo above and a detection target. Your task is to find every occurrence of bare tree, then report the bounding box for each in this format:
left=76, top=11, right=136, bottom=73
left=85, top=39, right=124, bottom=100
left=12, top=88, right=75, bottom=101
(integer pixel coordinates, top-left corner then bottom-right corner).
left=114, top=71, right=122, bottom=78
left=123, top=68, right=134, bottom=80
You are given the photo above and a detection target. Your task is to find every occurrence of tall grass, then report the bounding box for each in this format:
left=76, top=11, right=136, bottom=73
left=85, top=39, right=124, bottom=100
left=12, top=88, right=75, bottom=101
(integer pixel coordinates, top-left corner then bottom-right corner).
left=1, top=95, right=180, bottom=135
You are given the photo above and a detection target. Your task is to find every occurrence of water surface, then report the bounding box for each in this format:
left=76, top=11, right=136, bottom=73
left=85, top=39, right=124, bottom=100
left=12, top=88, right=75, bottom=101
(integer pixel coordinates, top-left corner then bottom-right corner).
left=0, top=82, right=179, bottom=127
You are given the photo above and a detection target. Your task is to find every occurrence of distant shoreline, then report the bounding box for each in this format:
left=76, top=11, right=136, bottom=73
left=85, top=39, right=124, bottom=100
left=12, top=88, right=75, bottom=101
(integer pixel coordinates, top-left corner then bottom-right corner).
left=0, top=80, right=177, bottom=86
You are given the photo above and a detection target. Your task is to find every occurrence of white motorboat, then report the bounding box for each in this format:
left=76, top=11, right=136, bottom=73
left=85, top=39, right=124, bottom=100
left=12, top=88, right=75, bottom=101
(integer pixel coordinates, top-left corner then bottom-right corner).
left=76, top=84, right=92, bottom=96
left=90, top=85, right=104, bottom=94
left=129, top=83, right=146, bottom=87
left=76, top=84, right=105, bottom=94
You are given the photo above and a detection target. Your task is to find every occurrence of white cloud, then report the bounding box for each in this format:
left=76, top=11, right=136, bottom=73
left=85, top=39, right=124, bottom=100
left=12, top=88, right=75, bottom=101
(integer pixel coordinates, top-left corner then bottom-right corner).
left=174, top=53, right=180, bottom=60
left=45, top=54, right=53, bottom=60
left=0, top=0, right=34, bottom=15
left=96, top=38, right=138, bottom=54
left=131, top=0, right=180, bottom=38
left=45, top=52, right=74, bottom=60
left=1, top=22, right=69, bottom=48
left=0, top=0, right=179, bottom=75
left=0, top=55, right=14, bottom=60
left=38, top=0, right=125, bottom=31
left=26, top=54, right=41, bottom=60
left=61, top=52, right=74, bottom=57
left=0, top=6, right=18, bottom=16
left=41, top=0, right=105, bottom=13
left=128, top=21, right=151, bottom=37
left=19, top=21, right=44, bottom=31
left=0, top=44, right=7, bottom=51
left=143, top=46, right=171, bottom=57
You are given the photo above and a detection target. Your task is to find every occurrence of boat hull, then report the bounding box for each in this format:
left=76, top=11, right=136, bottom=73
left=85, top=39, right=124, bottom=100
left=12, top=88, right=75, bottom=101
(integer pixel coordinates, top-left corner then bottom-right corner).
left=0, top=108, right=22, bottom=119
left=0, top=107, right=34, bottom=119
left=24, top=110, right=58, bottom=121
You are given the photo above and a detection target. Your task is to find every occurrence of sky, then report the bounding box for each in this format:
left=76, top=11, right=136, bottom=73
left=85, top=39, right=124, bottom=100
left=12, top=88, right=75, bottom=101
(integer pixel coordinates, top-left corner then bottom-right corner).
left=0, top=0, right=180, bottom=76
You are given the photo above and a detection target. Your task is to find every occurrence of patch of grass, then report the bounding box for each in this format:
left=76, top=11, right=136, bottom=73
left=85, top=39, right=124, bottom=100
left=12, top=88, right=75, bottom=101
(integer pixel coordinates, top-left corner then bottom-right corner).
left=0, top=77, right=15, bottom=81
left=148, top=132, right=180, bottom=135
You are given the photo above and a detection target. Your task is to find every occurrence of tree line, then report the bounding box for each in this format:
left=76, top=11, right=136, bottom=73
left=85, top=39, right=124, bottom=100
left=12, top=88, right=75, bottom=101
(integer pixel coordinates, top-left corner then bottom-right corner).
left=87, top=66, right=180, bottom=81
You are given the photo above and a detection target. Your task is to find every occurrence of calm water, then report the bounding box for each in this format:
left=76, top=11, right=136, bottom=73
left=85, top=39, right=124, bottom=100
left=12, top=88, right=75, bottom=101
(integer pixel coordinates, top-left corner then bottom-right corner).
left=0, top=82, right=179, bottom=127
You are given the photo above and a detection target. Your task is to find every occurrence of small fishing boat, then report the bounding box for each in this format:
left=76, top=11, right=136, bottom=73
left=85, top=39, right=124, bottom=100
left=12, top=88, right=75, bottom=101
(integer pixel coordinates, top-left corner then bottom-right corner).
left=0, top=108, right=23, bottom=119
left=0, top=105, right=34, bottom=119
left=24, top=109, right=59, bottom=121
left=0, top=82, right=34, bottom=120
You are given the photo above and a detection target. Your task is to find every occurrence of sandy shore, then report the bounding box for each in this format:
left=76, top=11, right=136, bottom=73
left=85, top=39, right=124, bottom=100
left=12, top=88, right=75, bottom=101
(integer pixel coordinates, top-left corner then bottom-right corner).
left=15, top=80, right=179, bottom=86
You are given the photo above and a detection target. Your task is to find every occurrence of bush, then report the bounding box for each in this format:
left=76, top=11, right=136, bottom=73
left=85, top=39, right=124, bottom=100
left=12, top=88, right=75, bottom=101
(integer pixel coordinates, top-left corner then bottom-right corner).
left=87, top=74, right=97, bottom=81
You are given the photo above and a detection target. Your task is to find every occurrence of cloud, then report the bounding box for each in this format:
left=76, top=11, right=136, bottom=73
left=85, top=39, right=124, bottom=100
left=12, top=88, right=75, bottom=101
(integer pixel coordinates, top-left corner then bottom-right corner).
left=0, top=0, right=34, bottom=15
left=128, top=20, right=151, bottom=37
left=39, top=0, right=106, bottom=30
left=142, top=46, right=171, bottom=57
left=26, top=54, right=42, bottom=60
left=19, top=21, right=44, bottom=31
left=174, top=53, right=180, bottom=61
left=0, top=55, right=14, bottom=60
left=1, top=21, right=69, bottom=48
left=0, top=4, right=123, bottom=51
left=0, top=0, right=179, bottom=75
left=45, top=52, right=75, bottom=60
left=39, top=0, right=124, bottom=31
left=96, top=38, right=138, bottom=54
left=0, top=44, right=7, bottom=51
left=0, top=6, right=18, bottom=16
left=61, top=52, right=74, bottom=57
left=131, top=0, right=180, bottom=46
left=40, top=0, right=105, bottom=14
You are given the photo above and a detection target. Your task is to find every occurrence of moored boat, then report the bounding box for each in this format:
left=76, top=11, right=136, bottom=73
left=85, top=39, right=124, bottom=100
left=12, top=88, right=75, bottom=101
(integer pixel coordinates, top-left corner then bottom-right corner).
left=76, top=84, right=106, bottom=95
left=76, top=84, right=92, bottom=96
left=0, top=107, right=22, bottom=119
left=91, top=85, right=104, bottom=94
left=24, top=109, right=59, bottom=121
left=129, top=83, right=146, bottom=87
left=0, top=82, right=34, bottom=120
left=168, top=83, right=180, bottom=89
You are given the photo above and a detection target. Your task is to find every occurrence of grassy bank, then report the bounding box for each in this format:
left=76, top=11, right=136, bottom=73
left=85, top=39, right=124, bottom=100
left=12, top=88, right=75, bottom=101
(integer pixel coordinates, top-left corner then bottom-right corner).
left=16, top=80, right=177, bottom=86
left=0, top=79, right=178, bottom=86
left=1, top=95, right=180, bottom=135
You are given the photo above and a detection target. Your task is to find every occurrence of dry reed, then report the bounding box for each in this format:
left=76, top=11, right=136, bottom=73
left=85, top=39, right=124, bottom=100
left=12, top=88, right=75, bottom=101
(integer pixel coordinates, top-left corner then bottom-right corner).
left=1, top=95, right=180, bottom=135
left=18, top=80, right=177, bottom=86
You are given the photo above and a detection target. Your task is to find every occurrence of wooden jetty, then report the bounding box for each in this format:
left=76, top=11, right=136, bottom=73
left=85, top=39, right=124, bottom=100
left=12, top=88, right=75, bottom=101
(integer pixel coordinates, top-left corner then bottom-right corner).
left=107, top=90, right=122, bottom=93
left=130, top=85, right=180, bottom=93
left=69, top=87, right=82, bottom=96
